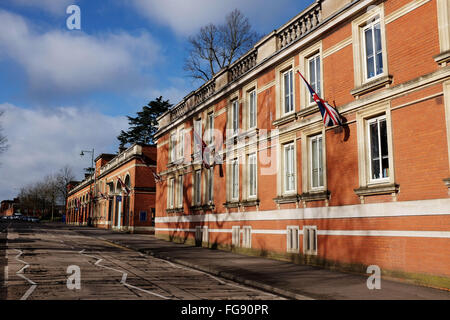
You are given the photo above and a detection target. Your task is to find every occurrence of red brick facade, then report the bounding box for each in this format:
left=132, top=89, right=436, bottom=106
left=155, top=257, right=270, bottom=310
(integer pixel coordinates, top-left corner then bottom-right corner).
left=66, top=144, right=157, bottom=233
left=154, top=0, right=450, bottom=285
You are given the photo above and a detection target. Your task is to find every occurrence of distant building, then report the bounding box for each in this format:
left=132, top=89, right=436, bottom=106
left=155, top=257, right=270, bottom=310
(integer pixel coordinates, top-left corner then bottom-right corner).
left=66, top=143, right=157, bottom=233
left=154, top=0, right=450, bottom=287
left=0, top=198, right=19, bottom=216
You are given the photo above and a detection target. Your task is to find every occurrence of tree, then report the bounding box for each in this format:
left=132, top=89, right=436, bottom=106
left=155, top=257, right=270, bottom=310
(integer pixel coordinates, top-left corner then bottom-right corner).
left=184, top=9, right=259, bottom=82
left=0, top=111, right=8, bottom=156
left=55, top=165, right=75, bottom=216
left=117, top=96, right=172, bottom=148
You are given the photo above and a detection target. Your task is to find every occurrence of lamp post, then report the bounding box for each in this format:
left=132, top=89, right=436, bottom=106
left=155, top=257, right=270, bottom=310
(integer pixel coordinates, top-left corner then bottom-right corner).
left=80, top=148, right=95, bottom=226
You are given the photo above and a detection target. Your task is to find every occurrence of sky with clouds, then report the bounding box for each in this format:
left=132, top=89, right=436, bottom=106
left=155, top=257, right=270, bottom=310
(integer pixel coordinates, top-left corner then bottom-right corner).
left=0, top=0, right=311, bottom=201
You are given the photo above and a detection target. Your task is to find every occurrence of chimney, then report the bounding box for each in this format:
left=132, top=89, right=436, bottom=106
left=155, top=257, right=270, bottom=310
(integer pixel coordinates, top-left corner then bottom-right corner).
left=118, top=145, right=126, bottom=154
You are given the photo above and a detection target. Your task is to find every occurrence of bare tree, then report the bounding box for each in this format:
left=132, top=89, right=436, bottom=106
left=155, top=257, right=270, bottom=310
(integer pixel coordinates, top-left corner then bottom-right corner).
left=0, top=111, right=8, bottom=156
left=55, top=165, right=75, bottom=215
left=184, top=9, right=259, bottom=82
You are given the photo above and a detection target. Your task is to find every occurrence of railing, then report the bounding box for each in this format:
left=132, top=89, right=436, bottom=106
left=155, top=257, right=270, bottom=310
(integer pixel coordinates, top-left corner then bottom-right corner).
left=277, top=1, right=322, bottom=50
left=228, top=49, right=258, bottom=82
left=99, top=145, right=141, bottom=175
left=162, top=1, right=323, bottom=128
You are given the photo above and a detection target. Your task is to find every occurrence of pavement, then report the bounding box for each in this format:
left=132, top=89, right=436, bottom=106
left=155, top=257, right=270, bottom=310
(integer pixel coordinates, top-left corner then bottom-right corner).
left=72, top=224, right=450, bottom=300
left=1, top=221, right=282, bottom=300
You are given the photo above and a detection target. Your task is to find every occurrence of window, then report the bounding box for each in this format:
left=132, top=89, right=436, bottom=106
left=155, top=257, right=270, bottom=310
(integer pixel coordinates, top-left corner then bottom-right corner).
left=170, top=133, right=177, bottom=162
left=303, top=226, right=317, bottom=255
left=232, top=226, right=240, bottom=247
left=248, top=153, right=257, bottom=198
left=139, top=211, right=147, bottom=222
left=207, top=113, right=214, bottom=144
left=168, top=177, right=175, bottom=209
left=202, top=226, right=209, bottom=243
left=248, top=90, right=257, bottom=129
left=232, top=158, right=239, bottom=200
left=178, top=129, right=184, bottom=160
left=232, top=100, right=239, bottom=136
left=287, top=226, right=299, bottom=252
left=363, top=20, right=383, bottom=80
left=177, top=175, right=183, bottom=208
left=195, top=226, right=203, bottom=245
left=308, top=54, right=321, bottom=104
left=367, top=116, right=389, bottom=181
left=242, top=226, right=252, bottom=248
left=351, top=4, right=389, bottom=93
left=283, top=69, right=294, bottom=114
left=194, top=118, right=202, bottom=153
left=194, top=170, right=202, bottom=205
left=284, top=143, right=295, bottom=193
left=206, top=167, right=213, bottom=203
left=310, top=135, right=324, bottom=189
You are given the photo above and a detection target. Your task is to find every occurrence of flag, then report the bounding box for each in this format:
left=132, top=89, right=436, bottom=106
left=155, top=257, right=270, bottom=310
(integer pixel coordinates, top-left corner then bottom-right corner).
left=117, top=177, right=130, bottom=195
left=297, top=71, right=342, bottom=127
left=152, top=170, right=163, bottom=184
left=193, top=130, right=211, bottom=169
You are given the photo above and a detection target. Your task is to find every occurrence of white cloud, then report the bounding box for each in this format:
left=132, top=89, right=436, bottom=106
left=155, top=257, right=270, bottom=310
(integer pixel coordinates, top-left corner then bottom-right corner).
left=7, top=0, right=75, bottom=15
left=0, top=103, right=128, bottom=200
left=129, top=0, right=305, bottom=36
left=0, top=9, right=161, bottom=98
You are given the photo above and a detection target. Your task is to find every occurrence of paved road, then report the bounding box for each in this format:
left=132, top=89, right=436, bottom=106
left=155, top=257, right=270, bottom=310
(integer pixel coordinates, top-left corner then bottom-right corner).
left=0, top=221, right=284, bottom=300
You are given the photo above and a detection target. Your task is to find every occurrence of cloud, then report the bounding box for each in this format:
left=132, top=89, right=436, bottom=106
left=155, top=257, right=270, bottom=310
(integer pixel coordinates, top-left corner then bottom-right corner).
left=129, top=0, right=307, bottom=36
left=6, top=0, right=75, bottom=15
left=0, top=103, right=128, bottom=200
left=0, top=9, right=161, bottom=100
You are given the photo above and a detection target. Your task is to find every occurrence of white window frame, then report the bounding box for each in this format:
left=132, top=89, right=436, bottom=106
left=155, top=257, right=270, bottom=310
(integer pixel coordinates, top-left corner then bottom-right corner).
left=286, top=226, right=299, bottom=253
left=283, top=143, right=296, bottom=194
left=248, top=89, right=257, bottom=129
left=168, top=177, right=175, bottom=209
left=232, top=226, right=240, bottom=247
left=170, top=133, right=177, bottom=162
left=242, top=226, right=252, bottom=248
left=207, top=112, right=214, bottom=145
left=303, top=225, right=317, bottom=255
left=247, top=153, right=257, bottom=199
left=206, top=167, right=214, bottom=204
left=178, top=129, right=184, bottom=160
left=202, top=226, right=209, bottom=243
left=232, top=100, right=239, bottom=136
left=231, top=158, right=239, bottom=200
left=309, top=134, right=324, bottom=190
left=177, top=175, right=183, bottom=208
left=194, top=118, right=202, bottom=154
left=367, top=115, right=390, bottom=183
left=194, top=170, right=202, bottom=205
left=282, top=69, right=294, bottom=115
left=308, top=53, right=321, bottom=105
left=362, top=19, right=384, bottom=81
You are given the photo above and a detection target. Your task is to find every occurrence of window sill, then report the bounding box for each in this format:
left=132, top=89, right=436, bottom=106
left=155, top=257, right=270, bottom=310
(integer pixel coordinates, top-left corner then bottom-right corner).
left=434, top=50, right=450, bottom=66
left=166, top=207, right=183, bottom=214
left=273, top=194, right=301, bottom=204
left=273, top=112, right=297, bottom=127
left=241, top=199, right=260, bottom=207
left=297, top=105, right=319, bottom=118
left=300, top=190, right=330, bottom=202
left=189, top=205, right=205, bottom=211
left=351, top=75, right=393, bottom=98
left=354, top=183, right=399, bottom=197
left=223, top=201, right=240, bottom=208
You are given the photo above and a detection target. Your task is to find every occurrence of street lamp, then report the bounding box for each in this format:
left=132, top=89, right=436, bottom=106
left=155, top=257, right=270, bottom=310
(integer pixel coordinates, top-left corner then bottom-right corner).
left=80, top=148, right=95, bottom=226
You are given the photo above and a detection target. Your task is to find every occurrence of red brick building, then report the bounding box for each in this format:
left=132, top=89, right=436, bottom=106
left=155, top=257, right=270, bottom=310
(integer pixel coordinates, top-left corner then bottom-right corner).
left=155, top=0, right=450, bottom=288
left=66, top=143, right=157, bottom=233
left=0, top=199, right=18, bottom=216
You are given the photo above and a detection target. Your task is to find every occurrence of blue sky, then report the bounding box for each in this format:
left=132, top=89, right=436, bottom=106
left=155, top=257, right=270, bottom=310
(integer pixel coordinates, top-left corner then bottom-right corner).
left=0, top=0, right=311, bottom=201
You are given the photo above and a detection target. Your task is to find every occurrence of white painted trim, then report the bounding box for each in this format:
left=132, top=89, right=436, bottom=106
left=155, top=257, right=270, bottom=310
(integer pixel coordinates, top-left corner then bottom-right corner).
left=155, top=227, right=450, bottom=239
left=385, top=0, right=431, bottom=24
left=155, top=198, right=450, bottom=223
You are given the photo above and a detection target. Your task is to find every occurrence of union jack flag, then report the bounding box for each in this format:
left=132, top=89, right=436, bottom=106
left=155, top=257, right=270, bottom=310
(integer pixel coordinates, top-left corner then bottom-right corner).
left=193, top=130, right=211, bottom=169
left=117, top=177, right=130, bottom=195
left=297, top=71, right=342, bottom=127
left=152, top=169, right=163, bottom=184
